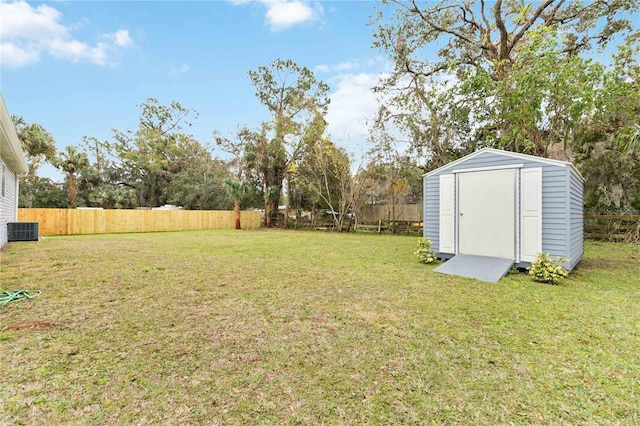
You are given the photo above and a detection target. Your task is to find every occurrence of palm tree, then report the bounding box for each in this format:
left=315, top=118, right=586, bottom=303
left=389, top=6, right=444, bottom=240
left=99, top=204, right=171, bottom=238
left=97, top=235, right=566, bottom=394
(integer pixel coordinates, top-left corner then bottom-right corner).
left=12, top=115, right=56, bottom=161
left=56, top=146, right=90, bottom=208
left=225, top=179, right=250, bottom=229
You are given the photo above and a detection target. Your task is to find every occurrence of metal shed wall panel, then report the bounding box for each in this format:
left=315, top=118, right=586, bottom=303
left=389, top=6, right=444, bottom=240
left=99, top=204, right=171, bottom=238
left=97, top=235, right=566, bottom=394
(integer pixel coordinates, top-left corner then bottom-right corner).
left=424, top=175, right=440, bottom=251
left=569, top=168, right=584, bottom=270
left=541, top=167, right=568, bottom=259
left=423, top=149, right=583, bottom=270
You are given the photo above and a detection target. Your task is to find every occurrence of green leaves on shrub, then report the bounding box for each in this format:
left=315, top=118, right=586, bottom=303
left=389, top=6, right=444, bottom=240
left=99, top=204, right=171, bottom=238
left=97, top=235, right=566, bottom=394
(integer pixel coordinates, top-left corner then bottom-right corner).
left=528, top=252, right=569, bottom=284
left=414, top=238, right=437, bottom=264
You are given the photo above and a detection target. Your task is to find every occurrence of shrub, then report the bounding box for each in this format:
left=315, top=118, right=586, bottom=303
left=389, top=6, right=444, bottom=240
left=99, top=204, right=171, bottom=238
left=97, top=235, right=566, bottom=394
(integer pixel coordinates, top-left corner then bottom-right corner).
left=528, top=252, right=569, bottom=284
left=414, top=238, right=437, bottom=264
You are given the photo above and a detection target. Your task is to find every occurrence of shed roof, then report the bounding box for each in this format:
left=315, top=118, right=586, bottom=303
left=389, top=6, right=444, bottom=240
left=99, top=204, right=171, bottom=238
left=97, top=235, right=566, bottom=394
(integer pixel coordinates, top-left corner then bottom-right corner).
left=0, top=92, right=28, bottom=175
left=423, top=147, right=584, bottom=182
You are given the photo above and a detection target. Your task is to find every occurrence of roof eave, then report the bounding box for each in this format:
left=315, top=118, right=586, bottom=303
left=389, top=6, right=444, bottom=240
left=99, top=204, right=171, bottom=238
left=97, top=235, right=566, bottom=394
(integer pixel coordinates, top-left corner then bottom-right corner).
left=0, top=92, right=29, bottom=176
left=423, top=147, right=584, bottom=182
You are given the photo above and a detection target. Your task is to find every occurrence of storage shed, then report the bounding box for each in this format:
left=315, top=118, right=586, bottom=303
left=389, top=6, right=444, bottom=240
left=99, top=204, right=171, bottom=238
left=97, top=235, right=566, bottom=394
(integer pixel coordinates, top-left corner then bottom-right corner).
left=423, top=148, right=583, bottom=282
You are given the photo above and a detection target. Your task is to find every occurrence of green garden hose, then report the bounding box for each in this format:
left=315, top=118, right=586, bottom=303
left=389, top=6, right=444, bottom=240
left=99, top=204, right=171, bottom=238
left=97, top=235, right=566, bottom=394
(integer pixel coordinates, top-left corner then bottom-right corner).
left=0, top=290, right=42, bottom=307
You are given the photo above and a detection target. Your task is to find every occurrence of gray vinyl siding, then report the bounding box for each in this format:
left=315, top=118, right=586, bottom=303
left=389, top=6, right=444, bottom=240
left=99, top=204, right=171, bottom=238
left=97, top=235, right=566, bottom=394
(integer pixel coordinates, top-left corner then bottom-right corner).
left=541, top=167, right=567, bottom=260
left=423, top=149, right=583, bottom=270
left=424, top=175, right=440, bottom=251
left=0, top=157, right=18, bottom=247
left=568, top=169, right=584, bottom=270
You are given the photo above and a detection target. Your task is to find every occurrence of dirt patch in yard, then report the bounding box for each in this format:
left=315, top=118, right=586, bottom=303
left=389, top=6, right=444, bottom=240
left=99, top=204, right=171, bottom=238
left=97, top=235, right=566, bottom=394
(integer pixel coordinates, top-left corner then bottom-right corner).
left=5, top=320, right=65, bottom=331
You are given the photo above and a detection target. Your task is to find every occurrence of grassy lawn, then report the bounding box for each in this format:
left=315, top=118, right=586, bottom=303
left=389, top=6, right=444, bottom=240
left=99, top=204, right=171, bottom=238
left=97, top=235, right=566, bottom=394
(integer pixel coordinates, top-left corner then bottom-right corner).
left=1, top=230, right=639, bottom=425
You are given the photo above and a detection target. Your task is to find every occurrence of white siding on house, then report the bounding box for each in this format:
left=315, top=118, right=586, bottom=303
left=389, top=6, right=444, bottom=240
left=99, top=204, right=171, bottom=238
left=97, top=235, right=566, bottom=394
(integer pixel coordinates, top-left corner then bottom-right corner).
left=0, top=157, right=18, bottom=246
left=1, top=93, right=29, bottom=247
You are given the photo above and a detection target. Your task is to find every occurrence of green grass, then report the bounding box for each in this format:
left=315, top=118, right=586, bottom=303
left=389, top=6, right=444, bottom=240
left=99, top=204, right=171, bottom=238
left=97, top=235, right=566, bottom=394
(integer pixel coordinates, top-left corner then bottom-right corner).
left=1, top=231, right=639, bottom=425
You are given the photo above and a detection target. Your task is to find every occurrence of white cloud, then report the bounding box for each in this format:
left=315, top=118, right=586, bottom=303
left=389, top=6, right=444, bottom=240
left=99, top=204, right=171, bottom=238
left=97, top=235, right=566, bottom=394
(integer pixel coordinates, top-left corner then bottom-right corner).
left=315, top=57, right=386, bottom=74
left=230, top=0, right=321, bottom=31
left=170, top=63, right=190, bottom=76
left=265, top=1, right=314, bottom=30
left=110, top=29, right=133, bottom=48
left=0, top=0, right=133, bottom=68
left=315, top=57, right=392, bottom=155
left=333, top=60, right=358, bottom=71
left=0, top=42, right=40, bottom=67
left=1, top=1, right=66, bottom=40
left=326, top=72, right=384, bottom=143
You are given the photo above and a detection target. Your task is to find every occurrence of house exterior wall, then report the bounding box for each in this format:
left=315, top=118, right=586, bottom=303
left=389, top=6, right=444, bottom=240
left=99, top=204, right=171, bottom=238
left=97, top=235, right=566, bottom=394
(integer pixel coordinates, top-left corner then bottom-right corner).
left=0, top=156, right=19, bottom=246
left=423, top=149, right=583, bottom=271
left=1, top=93, right=28, bottom=248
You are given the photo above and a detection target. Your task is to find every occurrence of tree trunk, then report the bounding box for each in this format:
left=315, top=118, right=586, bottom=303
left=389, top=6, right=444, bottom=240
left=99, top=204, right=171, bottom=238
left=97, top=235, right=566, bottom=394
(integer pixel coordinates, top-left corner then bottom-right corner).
left=69, top=173, right=76, bottom=208
left=268, top=198, right=279, bottom=227
left=390, top=181, right=397, bottom=234
left=264, top=171, right=270, bottom=227
left=234, top=198, right=241, bottom=230
left=283, top=173, right=290, bottom=229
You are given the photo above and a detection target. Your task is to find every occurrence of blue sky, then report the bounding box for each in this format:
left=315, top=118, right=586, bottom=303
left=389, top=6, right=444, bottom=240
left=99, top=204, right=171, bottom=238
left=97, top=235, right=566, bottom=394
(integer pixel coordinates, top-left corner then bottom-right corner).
left=1, top=0, right=388, bottom=180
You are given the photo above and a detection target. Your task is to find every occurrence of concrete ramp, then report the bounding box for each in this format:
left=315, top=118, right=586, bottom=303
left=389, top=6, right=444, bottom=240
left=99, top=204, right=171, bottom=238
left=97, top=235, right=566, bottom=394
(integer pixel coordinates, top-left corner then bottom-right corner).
left=435, top=254, right=514, bottom=283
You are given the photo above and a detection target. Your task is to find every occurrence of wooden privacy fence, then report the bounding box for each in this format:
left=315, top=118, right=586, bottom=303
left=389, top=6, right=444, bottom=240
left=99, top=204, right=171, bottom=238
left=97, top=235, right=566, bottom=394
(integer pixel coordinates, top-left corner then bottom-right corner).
left=360, top=203, right=423, bottom=222
left=18, top=208, right=261, bottom=236
left=584, top=215, right=640, bottom=242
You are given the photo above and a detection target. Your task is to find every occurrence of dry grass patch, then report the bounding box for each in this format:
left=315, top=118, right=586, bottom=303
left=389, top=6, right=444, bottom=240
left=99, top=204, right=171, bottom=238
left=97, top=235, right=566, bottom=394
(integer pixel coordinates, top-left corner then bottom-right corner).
left=1, top=231, right=639, bottom=424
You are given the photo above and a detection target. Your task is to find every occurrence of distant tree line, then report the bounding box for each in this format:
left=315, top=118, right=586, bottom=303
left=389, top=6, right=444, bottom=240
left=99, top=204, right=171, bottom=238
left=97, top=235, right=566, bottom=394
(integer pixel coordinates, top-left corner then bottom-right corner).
left=15, top=59, right=423, bottom=230
left=14, top=101, right=239, bottom=212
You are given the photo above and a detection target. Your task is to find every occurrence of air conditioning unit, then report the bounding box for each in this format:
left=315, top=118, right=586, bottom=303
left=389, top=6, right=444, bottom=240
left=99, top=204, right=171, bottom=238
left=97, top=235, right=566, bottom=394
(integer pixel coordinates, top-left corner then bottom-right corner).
left=7, top=222, right=39, bottom=242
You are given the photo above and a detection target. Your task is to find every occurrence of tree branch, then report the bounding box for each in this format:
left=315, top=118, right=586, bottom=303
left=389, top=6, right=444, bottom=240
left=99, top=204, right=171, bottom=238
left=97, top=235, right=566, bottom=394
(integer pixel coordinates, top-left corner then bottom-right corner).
left=492, top=0, right=510, bottom=60
left=406, top=0, right=483, bottom=49
left=509, top=0, right=557, bottom=57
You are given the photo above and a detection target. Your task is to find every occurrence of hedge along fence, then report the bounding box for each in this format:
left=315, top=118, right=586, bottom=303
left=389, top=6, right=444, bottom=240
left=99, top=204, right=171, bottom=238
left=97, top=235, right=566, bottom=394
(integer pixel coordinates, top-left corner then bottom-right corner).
left=18, top=208, right=261, bottom=236
left=584, top=215, right=640, bottom=243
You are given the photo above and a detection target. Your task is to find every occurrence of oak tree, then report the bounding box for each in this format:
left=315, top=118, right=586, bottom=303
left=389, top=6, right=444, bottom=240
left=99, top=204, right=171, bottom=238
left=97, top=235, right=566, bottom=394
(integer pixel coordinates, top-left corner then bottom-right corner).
left=372, top=0, right=639, bottom=166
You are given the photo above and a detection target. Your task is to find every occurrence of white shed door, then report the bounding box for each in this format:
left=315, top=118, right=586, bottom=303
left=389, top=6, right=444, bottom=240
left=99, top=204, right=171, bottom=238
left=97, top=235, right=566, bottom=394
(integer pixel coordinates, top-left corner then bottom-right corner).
left=520, top=167, right=542, bottom=262
left=458, top=169, right=516, bottom=259
left=438, top=174, right=455, bottom=253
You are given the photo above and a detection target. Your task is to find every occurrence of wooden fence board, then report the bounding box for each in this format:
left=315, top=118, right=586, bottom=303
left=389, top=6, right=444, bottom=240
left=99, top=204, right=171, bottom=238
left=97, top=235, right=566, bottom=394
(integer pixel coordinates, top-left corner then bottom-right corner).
left=585, top=224, right=638, bottom=231
left=584, top=232, right=631, bottom=241
left=18, top=208, right=261, bottom=236
left=584, top=214, right=639, bottom=242
left=585, top=215, right=639, bottom=220
left=360, top=203, right=423, bottom=222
